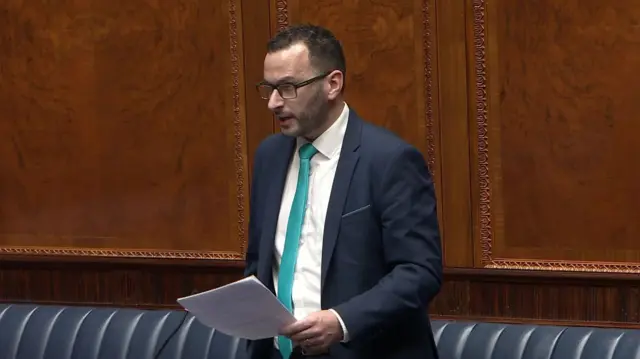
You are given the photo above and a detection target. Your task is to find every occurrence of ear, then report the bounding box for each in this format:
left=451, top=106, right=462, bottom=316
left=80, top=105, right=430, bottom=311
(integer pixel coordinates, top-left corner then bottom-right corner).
left=325, top=70, right=344, bottom=100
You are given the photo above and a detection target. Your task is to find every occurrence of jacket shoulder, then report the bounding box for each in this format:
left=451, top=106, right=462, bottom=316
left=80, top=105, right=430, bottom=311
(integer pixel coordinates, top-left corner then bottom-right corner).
left=255, top=133, right=286, bottom=155
left=359, top=120, right=417, bottom=156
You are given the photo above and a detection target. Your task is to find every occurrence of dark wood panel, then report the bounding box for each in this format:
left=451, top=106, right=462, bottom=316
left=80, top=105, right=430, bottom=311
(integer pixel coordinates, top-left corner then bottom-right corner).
left=0, top=0, right=273, bottom=305
left=436, top=0, right=474, bottom=267
left=469, top=0, right=640, bottom=271
left=430, top=268, right=640, bottom=327
left=0, top=0, right=274, bottom=260
left=242, top=0, right=277, bottom=180
left=0, top=257, right=244, bottom=308
left=494, top=0, right=640, bottom=257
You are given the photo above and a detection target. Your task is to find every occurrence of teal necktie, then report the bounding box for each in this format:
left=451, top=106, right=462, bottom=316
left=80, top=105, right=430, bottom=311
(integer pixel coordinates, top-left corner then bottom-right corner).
left=277, top=143, right=318, bottom=359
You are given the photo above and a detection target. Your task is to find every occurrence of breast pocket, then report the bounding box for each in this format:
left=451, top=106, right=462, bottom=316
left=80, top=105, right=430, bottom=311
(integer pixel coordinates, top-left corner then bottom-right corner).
left=341, top=204, right=371, bottom=221
left=335, top=204, right=380, bottom=268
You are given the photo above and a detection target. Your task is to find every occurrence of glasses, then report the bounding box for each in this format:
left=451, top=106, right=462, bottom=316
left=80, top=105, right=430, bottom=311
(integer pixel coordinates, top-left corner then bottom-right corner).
left=256, top=72, right=330, bottom=100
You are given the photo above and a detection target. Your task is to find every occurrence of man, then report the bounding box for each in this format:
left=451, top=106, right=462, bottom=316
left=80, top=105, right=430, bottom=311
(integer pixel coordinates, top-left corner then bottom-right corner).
left=244, top=23, right=442, bottom=359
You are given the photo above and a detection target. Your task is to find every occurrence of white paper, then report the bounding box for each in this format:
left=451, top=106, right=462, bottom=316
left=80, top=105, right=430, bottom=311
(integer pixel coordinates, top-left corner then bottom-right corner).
left=176, top=275, right=296, bottom=340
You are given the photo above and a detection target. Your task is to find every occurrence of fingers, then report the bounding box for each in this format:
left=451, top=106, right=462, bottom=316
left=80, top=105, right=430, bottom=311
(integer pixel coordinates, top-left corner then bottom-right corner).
left=290, top=328, right=319, bottom=343
left=279, top=318, right=314, bottom=337
left=280, top=312, right=336, bottom=355
left=301, top=335, right=324, bottom=348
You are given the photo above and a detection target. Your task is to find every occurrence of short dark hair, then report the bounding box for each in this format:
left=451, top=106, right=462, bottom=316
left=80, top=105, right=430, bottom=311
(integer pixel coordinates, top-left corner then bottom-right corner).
left=267, top=23, right=346, bottom=87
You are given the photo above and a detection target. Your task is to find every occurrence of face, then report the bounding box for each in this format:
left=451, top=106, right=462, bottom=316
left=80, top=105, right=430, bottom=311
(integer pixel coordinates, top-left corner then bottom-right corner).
left=262, top=43, right=340, bottom=139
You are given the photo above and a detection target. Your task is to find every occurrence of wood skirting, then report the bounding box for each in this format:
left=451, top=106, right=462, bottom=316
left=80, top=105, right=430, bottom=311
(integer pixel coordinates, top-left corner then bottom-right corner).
left=431, top=268, right=640, bottom=327
left=2, top=260, right=639, bottom=329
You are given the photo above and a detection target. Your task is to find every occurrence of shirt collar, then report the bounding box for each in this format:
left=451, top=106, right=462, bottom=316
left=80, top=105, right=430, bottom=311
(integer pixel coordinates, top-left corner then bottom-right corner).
left=297, top=102, right=350, bottom=159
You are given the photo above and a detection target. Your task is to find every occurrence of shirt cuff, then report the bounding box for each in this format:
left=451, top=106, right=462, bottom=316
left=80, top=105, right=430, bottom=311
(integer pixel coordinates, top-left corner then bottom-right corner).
left=328, top=308, right=350, bottom=342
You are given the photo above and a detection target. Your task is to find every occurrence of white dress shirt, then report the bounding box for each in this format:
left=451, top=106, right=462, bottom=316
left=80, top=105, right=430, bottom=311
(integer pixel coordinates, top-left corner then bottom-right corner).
left=272, top=102, right=350, bottom=346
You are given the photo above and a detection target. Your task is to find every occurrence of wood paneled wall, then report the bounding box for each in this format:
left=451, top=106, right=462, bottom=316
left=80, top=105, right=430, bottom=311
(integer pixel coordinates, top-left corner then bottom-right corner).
left=2, top=0, right=640, bottom=328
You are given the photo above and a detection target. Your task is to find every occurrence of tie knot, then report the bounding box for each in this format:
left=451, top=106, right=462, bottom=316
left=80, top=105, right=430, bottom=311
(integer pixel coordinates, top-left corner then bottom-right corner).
left=298, top=143, right=318, bottom=160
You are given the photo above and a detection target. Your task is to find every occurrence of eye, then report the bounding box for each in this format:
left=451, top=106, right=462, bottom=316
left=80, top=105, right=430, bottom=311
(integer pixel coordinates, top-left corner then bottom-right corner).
left=278, top=84, right=297, bottom=99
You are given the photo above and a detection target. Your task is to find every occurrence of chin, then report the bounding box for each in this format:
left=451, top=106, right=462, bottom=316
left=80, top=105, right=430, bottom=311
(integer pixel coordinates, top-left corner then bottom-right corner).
left=279, top=127, right=301, bottom=137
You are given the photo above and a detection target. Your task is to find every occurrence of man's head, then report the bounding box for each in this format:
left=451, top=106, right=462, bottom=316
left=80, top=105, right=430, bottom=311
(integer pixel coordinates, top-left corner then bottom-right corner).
left=258, top=24, right=346, bottom=140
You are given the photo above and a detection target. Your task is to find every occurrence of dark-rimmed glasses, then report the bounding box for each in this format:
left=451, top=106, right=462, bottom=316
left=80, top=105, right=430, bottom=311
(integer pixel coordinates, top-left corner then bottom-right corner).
left=256, top=72, right=330, bottom=100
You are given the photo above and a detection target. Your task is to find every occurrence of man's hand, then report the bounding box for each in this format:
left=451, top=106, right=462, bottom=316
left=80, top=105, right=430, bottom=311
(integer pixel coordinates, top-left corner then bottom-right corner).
left=279, top=310, right=344, bottom=355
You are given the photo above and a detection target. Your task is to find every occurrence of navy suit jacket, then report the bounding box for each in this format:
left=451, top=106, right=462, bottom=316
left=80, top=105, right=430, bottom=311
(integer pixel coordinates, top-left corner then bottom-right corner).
left=244, top=109, right=443, bottom=359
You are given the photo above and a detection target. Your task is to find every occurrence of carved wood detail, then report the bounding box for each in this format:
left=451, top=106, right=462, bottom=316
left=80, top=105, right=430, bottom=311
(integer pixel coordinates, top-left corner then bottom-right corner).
left=228, top=0, right=247, bottom=259
left=276, top=0, right=289, bottom=31
left=473, top=0, right=493, bottom=264
left=485, top=260, right=640, bottom=273
left=0, top=247, right=242, bottom=260
left=423, top=0, right=436, bottom=175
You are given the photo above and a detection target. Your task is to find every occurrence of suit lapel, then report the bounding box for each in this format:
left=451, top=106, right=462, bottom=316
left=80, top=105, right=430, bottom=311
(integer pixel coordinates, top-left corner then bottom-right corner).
left=258, top=135, right=296, bottom=291
left=321, top=111, right=362, bottom=288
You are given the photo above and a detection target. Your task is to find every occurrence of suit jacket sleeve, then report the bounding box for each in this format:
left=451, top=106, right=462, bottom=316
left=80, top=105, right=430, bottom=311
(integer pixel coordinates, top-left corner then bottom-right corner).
left=243, top=145, right=268, bottom=359
left=244, top=146, right=263, bottom=278
left=332, top=144, right=443, bottom=341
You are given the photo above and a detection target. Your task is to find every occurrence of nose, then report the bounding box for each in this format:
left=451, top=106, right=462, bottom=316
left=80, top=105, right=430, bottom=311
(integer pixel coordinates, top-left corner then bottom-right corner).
left=267, top=89, right=284, bottom=111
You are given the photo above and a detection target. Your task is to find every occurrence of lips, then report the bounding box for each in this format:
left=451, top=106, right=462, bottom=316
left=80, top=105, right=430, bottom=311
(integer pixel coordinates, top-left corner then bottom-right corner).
left=277, top=115, right=295, bottom=123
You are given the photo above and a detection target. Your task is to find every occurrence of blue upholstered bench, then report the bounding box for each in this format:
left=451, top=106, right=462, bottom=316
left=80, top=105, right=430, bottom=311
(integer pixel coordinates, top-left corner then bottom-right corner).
left=0, top=303, right=243, bottom=359
left=0, top=303, right=639, bottom=359
left=431, top=320, right=640, bottom=359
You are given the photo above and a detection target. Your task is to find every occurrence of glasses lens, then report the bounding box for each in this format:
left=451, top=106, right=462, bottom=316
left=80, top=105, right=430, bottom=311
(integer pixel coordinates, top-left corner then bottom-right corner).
left=278, top=84, right=297, bottom=99
left=257, top=84, right=273, bottom=99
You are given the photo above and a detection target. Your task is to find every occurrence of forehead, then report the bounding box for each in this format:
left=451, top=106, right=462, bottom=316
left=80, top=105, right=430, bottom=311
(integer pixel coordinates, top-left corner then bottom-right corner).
left=263, top=43, right=312, bottom=82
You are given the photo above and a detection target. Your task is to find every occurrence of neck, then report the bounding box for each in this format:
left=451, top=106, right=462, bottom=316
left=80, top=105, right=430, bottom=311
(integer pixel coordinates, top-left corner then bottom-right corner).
left=303, top=100, right=345, bottom=142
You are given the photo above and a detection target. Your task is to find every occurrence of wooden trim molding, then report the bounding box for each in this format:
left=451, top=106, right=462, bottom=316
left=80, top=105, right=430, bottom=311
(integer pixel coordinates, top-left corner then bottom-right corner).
left=228, top=0, right=248, bottom=259
left=0, top=247, right=243, bottom=260
left=422, top=0, right=437, bottom=175
left=484, top=260, right=640, bottom=273
left=471, top=0, right=493, bottom=267
left=275, top=0, right=288, bottom=31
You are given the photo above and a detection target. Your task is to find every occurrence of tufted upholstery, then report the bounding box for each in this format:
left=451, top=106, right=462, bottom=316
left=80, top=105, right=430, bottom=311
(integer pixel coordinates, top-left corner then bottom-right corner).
left=432, top=320, right=640, bottom=359
left=0, top=303, right=244, bottom=359
left=1, top=303, right=640, bottom=359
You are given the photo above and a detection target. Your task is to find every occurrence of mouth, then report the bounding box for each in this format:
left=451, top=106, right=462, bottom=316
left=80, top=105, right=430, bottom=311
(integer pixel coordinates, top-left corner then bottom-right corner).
left=277, top=115, right=296, bottom=124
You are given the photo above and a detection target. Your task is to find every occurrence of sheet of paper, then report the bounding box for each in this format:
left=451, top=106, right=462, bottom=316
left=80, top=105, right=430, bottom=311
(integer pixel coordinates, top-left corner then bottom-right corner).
left=176, top=275, right=296, bottom=340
